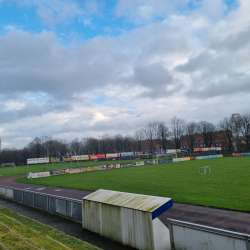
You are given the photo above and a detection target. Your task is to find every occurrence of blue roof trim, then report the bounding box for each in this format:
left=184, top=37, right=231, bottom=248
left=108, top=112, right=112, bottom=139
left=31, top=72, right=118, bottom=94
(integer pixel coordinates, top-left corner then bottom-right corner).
left=151, top=199, right=173, bottom=220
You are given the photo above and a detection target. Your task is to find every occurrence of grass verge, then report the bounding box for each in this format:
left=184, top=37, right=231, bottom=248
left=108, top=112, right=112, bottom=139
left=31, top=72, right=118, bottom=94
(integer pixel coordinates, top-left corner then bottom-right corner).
left=0, top=206, right=99, bottom=250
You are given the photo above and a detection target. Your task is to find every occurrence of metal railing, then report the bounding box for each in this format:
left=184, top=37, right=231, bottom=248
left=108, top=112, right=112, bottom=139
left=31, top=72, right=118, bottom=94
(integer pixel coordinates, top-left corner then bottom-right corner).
left=0, top=184, right=82, bottom=222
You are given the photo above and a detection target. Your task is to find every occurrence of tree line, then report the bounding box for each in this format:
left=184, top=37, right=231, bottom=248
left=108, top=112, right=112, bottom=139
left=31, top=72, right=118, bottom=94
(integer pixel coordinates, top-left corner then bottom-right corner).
left=1, top=112, right=250, bottom=166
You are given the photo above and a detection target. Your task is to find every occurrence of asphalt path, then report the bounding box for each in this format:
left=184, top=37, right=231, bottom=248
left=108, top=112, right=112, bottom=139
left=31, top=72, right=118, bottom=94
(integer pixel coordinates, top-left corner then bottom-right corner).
left=1, top=175, right=250, bottom=235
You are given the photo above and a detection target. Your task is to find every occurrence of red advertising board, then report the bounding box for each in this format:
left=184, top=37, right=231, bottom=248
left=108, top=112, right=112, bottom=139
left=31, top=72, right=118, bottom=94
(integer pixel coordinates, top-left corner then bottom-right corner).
left=233, top=153, right=242, bottom=157
left=89, top=154, right=106, bottom=159
left=194, top=148, right=202, bottom=152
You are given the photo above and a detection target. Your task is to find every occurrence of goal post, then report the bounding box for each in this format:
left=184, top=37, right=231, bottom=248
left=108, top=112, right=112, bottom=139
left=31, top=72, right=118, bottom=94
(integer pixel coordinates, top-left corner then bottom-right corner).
left=155, top=153, right=177, bottom=165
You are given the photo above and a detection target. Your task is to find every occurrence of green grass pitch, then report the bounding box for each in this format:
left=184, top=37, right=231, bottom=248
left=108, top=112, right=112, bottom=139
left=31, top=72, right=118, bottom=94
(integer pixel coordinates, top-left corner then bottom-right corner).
left=13, top=157, right=250, bottom=212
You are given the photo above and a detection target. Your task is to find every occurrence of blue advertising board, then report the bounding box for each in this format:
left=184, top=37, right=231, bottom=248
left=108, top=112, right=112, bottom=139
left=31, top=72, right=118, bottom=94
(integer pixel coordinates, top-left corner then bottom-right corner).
left=211, top=155, right=217, bottom=158
left=50, top=169, right=67, bottom=175
left=121, top=152, right=134, bottom=157
left=243, top=153, right=250, bottom=156
left=181, top=149, right=190, bottom=153
left=158, top=159, right=173, bottom=164
left=203, top=156, right=210, bottom=159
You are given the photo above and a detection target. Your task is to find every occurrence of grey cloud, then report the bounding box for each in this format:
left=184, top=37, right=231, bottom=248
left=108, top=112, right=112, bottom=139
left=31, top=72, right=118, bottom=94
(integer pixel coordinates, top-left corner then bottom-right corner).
left=208, top=24, right=250, bottom=51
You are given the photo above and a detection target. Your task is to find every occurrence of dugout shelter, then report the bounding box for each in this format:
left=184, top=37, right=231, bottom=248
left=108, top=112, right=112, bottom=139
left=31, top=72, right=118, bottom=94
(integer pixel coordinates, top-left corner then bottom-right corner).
left=82, top=189, right=173, bottom=250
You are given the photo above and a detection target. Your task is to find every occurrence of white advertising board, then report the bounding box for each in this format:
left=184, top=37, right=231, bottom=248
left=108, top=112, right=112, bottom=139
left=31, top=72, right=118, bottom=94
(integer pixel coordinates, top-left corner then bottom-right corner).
left=106, top=153, right=120, bottom=158
left=27, top=171, right=50, bottom=179
left=136, top=161, right=145, bottom=166
left=27, top=158, right=50, bottom=165
left=166, top=149, right=177, bottom=154
left=71, top=155, right=89, bottom=161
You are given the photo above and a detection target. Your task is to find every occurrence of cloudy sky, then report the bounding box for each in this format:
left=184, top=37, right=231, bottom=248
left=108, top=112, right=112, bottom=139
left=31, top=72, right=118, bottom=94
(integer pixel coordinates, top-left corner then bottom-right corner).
left=0, top=0, right=250, bottom=149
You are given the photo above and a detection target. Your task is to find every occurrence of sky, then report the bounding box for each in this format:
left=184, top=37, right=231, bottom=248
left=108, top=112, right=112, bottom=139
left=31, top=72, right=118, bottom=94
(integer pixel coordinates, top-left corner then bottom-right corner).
left=0, top=0, right=250, bottom=149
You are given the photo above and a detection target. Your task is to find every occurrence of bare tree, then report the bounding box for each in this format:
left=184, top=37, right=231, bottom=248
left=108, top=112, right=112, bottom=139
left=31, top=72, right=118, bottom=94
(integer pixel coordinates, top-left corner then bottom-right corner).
left=186, top=121, right=199, bottom=152
left=155, top=121, right=169, bottom=150
left=219, top=117, right=234, bottom=150
left=134, top=129, right=145, bottom=152
left=170, top=117, right=185, bottom=149
left=240, top=113, right=250, bottom=150
left=198, top=121, right=216, bottom=147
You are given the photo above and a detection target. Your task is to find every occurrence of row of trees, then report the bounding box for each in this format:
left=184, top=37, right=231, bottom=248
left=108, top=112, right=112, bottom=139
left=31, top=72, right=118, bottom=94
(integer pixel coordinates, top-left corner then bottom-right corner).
left=1, top=113, right=250, bottom=166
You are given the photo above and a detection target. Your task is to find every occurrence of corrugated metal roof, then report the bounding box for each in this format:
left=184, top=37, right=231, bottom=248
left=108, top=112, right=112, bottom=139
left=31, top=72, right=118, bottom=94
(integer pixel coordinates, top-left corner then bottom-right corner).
left=83, top=189, right=172, bottom=213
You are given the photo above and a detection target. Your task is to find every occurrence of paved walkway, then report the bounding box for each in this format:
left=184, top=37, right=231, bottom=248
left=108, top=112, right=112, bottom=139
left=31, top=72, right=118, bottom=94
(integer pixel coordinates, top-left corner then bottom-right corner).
left=1, top=175, right=250, bottom=235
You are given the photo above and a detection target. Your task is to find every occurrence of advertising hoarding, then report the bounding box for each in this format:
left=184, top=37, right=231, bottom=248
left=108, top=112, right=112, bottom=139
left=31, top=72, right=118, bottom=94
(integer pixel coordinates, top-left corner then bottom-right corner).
left=71, top=155, right=89, bottom=161
left=63, top=156, right=71, bottom=162
left=27, top=171, right=50, bottom=179
left=181, top=149, right=189, bottom=153
left=166, top=149, right=177, bottom=153
left=50, top=169, right=67, bottom=176
left=176, top=149, right=181, bottom=153
left=158, top=159, right=173, bottom=164
left=216, top=147, right=222, bottom=150
left=68, top=168, right=81, bottom=174
left=217, top=154, right=223, bottom=157
left=209, top=147, right=216, bottom=151
left=243, top=153, right=250, bottom=156
left=121, top=152, right=134, bottom=157
left=106, top=164, right=117, bottom=170
left=173, top=157, right=190, bottom=162
left=202, top=148, right=209, bottom=151
left=89, top=154, right=106, bottom=159
left=233, top=153, right=242, bottom=157
left=194, top=148, right=202, bottom=152
left=196, top=156, right=203, bottom=160
left=136, top=162, right=145, bottom=166
left=51, top=157, right=63, bottom=162
left=27, top=158, right=50, bottom=165
left=144, top=161, right=155, bottom=165
left=106, top=153, right=120, bottom=158
left=98, top=165, right=107, bottom=170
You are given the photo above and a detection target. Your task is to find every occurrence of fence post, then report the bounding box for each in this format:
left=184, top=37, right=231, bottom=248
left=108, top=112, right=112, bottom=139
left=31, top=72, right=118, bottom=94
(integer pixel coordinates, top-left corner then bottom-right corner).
left=168, top=219, right=174, bottom=250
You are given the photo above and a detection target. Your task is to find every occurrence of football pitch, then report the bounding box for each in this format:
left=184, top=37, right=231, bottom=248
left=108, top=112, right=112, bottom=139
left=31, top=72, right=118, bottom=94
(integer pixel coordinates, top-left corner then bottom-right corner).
left=14, top=157, right=250, bottom=213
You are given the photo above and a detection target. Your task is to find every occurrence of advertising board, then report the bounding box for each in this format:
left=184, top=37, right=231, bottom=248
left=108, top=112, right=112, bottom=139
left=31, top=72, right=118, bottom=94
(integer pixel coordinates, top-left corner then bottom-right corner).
left=51, top=157, right=63, bottom=162
left=27, top=158, right=50, bottom=165
left=136, top=162, right=145, bottom=166
left=203, top=155, right=210, bottom=159
left=202, top=148, right=209, bottom=151
left=176, top=149, right=181, bottom=153
left=158, top=159, right=173, bottom=164
left=217, top=154, right=223, bottom=157
left=216, top=147, right=222, bottom=150
left=194, top=148, right=202, bottom=152
left=243, top=153, right=250, bottom=156
left=166, top=149, right=177, bottom=153
left=209, top=147, right=216, bottom=151
left=63, top=156, right=71, bottom=162
left=106, top=164, right=117, bottom=170
left=106, top=153, right=120, bottom=158
left=27, top=171, right=50, bottom=179
left=82, top=167, right=90, bottom=172
left=68, top=168, right=81, bottom=174
left=50, top=169, right=67, bottom=176
left=71, top=155, right=89, bottom=161
left=181, top=149, right=190, bottom=153
left=173, top=157, right=190, bottom=162
left=89, top=154, right=106, bottom=159
left=121, top=152, right=134, bottom=157
left=211, top=155, right=217, bottom=158
left=196, top=156, right=203, bottom=160
left=233, top=153, right=242, bottom=157
left=144, top=161, right=155, bottom=165
left=98, top=165, right=107, bottom=170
